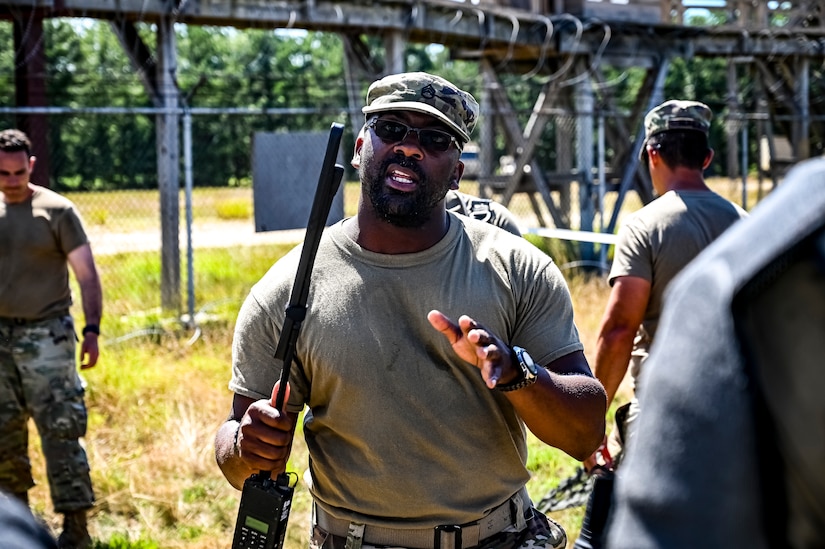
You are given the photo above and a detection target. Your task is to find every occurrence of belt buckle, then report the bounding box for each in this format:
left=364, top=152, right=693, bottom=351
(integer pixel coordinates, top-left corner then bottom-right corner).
left=434, top=524, right=461, bottom=549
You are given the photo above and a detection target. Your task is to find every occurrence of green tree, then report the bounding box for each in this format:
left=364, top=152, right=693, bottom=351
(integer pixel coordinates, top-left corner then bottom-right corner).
left=6, top=14, right=805, bottom=188
left=177, top=28, right=349, bottom=186
left=0, top=22, right=14, bottom=129
left=44, top=19, right=155, bottom=190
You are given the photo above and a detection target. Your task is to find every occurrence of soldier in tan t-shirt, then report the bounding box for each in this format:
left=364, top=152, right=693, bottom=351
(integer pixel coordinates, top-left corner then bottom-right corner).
left=216, top=72, right=607, bottom=549
left=0, top=128, right=102, bottom=548
left=586, top=101, right=748, bottom=472
left=574, top=99, right=748, bottom=549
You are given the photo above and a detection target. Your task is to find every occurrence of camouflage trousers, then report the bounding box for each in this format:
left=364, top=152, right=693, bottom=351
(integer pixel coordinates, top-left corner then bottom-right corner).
left=0, top=315, right=94, bottom=512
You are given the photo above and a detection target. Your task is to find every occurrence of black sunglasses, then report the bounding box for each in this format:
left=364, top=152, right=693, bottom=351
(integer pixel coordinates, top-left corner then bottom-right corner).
left=367, top=118, right=460, bottom=153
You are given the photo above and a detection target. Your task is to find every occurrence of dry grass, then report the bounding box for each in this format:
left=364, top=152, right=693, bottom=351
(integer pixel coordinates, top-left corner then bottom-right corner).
left=25, top=273, right=614, bottom=549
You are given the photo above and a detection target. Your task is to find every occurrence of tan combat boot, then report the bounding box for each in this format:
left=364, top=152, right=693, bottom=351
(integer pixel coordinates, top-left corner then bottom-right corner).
left=57, top=510, right=92, bottom=549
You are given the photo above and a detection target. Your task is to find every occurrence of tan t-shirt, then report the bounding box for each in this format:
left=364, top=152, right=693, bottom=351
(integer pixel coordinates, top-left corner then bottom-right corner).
left=609, top=190, right=747, bottom=387
left=0, top=186, right=89, bottom=319
left=230, top=213, right=582, bottom=527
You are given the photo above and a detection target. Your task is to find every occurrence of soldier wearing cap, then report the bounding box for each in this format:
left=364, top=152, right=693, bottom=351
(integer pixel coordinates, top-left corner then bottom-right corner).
left=216, top=71, right=606, bottom=549
left=582, top=100, right=749, bottom=475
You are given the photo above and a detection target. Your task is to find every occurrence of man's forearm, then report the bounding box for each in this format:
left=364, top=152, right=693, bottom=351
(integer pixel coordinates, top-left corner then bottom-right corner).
left=80, top=284, right=102, bottom=327
left=215, top=420, right=255, bottom=491
left=68, top=244, right=103, bottom=326
left=512, top=369, right=606, bottom=460
left=593, top=329, right=636, bottom=405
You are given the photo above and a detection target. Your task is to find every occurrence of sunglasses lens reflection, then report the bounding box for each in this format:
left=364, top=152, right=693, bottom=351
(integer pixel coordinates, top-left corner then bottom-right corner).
left=371, top=120, right=454, bottom=152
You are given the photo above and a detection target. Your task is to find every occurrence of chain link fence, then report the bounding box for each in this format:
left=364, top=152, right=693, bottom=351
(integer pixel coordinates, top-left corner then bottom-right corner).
left=0, top=105, right=784, bottom=333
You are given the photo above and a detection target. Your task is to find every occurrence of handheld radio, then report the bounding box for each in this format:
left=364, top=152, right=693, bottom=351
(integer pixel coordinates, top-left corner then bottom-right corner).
left=233, top=472, right=295, bottom=549
left=232, top=122, right=345, bottom=549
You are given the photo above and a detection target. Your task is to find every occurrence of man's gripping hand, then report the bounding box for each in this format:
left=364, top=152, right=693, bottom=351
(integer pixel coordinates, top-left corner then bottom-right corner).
left=235, top=381, right=295, bottom=475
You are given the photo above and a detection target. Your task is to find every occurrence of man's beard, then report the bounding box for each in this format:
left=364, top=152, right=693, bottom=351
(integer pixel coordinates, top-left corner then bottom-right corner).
left=362, top=154, right=449, bottom=228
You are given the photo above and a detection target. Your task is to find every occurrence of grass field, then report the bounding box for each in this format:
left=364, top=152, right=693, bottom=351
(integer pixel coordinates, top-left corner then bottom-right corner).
left=23, top=177, right=763, bottom=548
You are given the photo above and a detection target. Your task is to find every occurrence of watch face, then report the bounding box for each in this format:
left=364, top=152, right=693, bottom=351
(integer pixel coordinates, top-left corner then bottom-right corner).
left=515, top=347, right=538, bottom=377
left=498, top=346, right=539, bottom=392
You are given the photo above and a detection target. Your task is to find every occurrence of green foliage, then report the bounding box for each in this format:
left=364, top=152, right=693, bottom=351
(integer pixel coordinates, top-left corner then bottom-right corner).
left=2, top=15, right=766, bottom=188
left=176, top=27, right=351, bottom=187
left=523, top=233, right=577, bottom=266
left=682, top=7, right=729, bottom=26
left=91, top=536, right=159, bottom=549
left=43, top=20, right=156, bottom=191
left=95, top=243, right=291, bottom=336
left=9, top=15, right=797, bottom=184
left=0, top=24, right=13, bottom=105
left=84, top=206, right=110, bottom=225
left=94, top=252, right=163, bottom=324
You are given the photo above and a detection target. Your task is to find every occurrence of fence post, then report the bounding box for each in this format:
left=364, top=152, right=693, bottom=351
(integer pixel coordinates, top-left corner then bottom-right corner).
left=183, top=109, right=196, bottom=328
left=157, top=15, right=181, bottom=312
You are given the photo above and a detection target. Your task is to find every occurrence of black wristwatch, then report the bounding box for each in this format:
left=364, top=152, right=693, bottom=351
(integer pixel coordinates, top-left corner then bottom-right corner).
left=497, top=346, right=539, bottom=392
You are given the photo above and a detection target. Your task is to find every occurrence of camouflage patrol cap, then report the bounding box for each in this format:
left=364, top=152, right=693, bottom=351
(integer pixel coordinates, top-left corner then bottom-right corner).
left=640, top=100, right=713, bottom=159
left=362, top=72, right=479, bottom=143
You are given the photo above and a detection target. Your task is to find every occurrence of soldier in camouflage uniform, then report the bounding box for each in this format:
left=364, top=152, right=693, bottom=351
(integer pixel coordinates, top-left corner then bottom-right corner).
left=584, top=100, right=748, bottom=471
left=0, top=129, right=102, bottom=549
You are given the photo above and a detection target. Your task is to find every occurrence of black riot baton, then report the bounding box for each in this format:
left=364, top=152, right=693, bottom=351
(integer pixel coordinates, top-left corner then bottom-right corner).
left=232, top=122, right=345, bottom=549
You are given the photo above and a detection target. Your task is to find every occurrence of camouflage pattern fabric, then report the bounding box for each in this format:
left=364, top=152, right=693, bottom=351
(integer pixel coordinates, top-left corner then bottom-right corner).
left=643, top=100, right=712, bottom=140
left=0, top=316, right=94, bottom=512
left=638, top=99, right=713, bottom=160
left=362, top=72, right=479, bottom=143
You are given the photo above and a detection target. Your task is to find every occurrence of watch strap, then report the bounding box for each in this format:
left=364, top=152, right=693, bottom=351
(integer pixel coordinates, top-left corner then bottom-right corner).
left=497, top=346, right=538, bottom=392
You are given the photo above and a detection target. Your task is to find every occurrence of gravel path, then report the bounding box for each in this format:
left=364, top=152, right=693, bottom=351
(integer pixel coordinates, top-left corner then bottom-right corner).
left=87, top=221, right=308, bottom=256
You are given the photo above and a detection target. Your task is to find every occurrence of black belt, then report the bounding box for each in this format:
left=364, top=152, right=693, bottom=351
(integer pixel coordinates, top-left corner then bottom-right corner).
left=0, top=312, right=69, bottom=326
